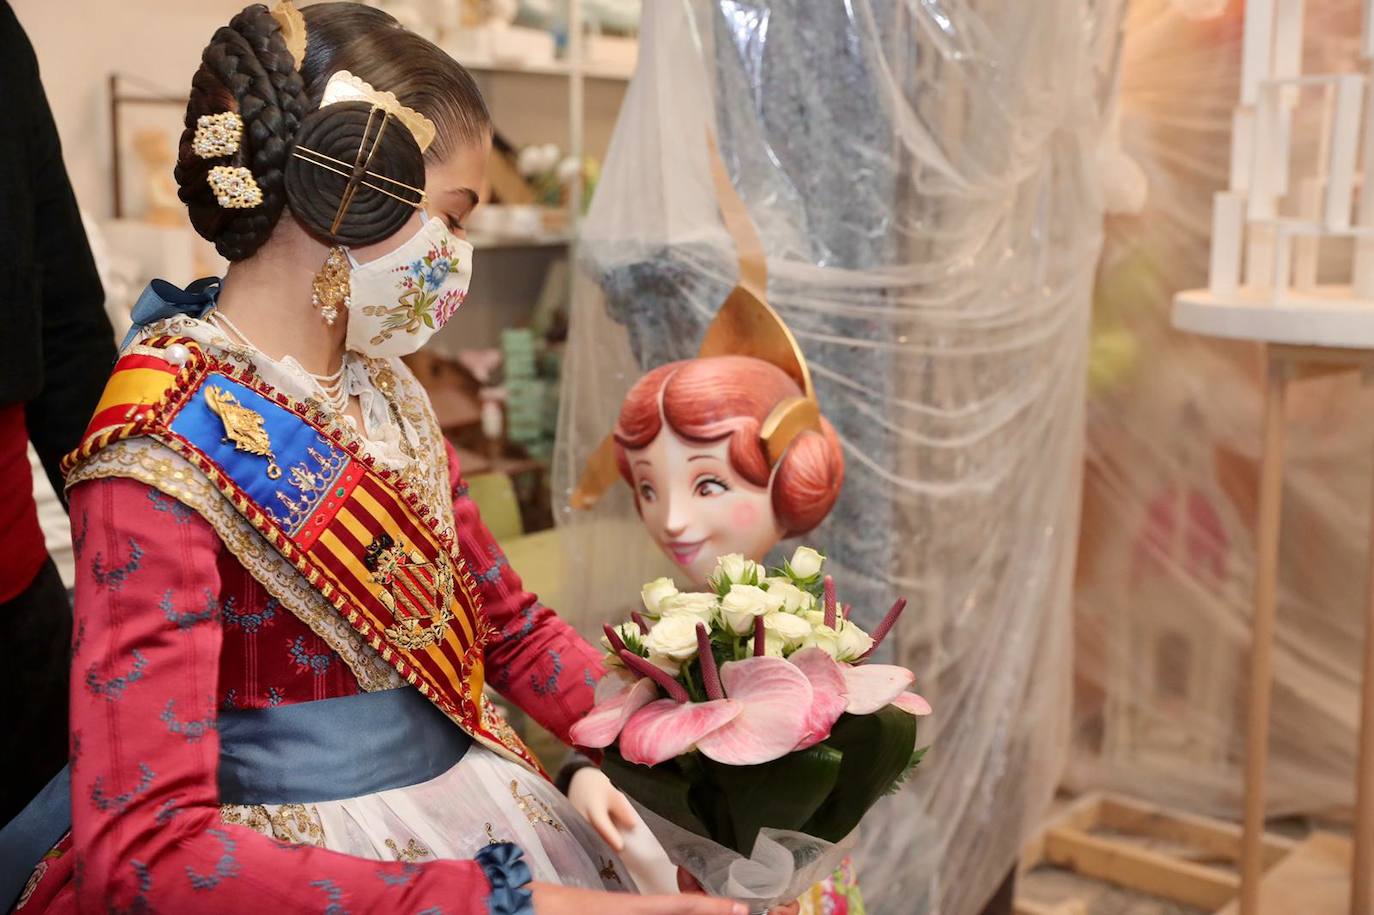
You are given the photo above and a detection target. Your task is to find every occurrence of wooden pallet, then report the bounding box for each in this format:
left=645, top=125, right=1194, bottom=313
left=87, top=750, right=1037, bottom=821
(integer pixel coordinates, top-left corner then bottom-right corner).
left=1015, top=793, right=1297, bottom=914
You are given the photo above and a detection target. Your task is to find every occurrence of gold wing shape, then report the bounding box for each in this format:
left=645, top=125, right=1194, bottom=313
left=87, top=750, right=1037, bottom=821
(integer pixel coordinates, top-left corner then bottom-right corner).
left=205, top=385, right=282, bottom=479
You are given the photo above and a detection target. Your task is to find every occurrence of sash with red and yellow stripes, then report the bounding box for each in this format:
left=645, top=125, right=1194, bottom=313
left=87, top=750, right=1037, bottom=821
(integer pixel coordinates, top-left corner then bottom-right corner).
left=64, top=337, right=542, bottom=773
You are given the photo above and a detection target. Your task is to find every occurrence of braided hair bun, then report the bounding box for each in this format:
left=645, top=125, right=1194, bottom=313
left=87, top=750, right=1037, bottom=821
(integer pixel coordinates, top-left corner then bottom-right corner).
left=284, top=100, right=426, bottom=246
left=175, top=3, right=308, bottom=261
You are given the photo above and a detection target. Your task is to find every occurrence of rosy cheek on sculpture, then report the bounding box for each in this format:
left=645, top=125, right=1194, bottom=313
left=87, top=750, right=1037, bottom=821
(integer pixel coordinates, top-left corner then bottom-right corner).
left=731, top=501, right=759, bottom=530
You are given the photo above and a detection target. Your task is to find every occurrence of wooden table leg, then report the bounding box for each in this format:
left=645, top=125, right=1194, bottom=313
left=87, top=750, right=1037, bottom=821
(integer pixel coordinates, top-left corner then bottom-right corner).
left=1240, top=351, right=1288, bottom=915
left=1353, top=436, right=1374, bottom=914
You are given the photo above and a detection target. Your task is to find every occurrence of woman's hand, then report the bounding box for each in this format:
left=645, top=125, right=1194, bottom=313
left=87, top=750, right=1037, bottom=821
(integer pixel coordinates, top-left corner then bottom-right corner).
left=531, top=882, right=749, bottom=915
left=678, top=870, right=799, bottom=915
left=567, top=768, right=639, bottom=852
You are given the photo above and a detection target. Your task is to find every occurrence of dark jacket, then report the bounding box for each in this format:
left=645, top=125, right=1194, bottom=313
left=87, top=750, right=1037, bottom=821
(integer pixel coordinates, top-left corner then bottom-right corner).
left=0, top=1, right=115, bottom=502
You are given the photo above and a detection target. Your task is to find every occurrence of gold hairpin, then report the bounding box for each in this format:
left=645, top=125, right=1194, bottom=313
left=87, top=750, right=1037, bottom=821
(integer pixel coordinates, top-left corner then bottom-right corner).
left=291, top=146, right=427, bottom=208
left=192, top=111, right=243, bottom=159
left=207, top=165, right=263, bottom=209
left=319, top=70, right=436, bottom=154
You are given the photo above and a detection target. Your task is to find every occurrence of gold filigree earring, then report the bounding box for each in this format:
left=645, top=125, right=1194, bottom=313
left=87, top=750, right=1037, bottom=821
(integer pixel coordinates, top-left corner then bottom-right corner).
left=311, top=246, right=350, bottom=326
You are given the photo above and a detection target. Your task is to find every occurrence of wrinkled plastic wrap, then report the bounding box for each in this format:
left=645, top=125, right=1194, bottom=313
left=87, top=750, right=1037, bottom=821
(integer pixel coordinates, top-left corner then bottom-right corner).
left=635, top=803, right=854, bottom=915
left=552, top=1, right=1123, bottom=912
left=1067, top=0, right=1374, bottom=817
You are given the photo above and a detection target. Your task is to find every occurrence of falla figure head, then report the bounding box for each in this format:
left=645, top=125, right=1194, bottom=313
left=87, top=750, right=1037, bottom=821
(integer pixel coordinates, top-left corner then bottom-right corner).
left=611, top=355, right=843, bottom=586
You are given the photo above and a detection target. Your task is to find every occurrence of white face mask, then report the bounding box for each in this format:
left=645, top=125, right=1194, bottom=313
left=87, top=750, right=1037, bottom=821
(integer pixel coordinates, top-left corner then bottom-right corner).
left=344, top=215, right=474, bottom=358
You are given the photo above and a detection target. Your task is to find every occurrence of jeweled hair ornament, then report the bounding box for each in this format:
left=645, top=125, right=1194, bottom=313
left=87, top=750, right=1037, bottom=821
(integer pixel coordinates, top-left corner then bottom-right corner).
left=192, top=111, right=243, bottom=159
left=207, top=165, right=264, bottom=209
left=571, top=131, right=824, bottom=510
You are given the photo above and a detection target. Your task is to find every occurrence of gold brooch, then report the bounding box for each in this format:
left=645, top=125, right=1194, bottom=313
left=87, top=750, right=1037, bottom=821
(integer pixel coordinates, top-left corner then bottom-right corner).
left=205, top=384, right=282, bottom=479
left=207, top=166, right=263, bottom=210
left=192, top=112, right=243, bottom=159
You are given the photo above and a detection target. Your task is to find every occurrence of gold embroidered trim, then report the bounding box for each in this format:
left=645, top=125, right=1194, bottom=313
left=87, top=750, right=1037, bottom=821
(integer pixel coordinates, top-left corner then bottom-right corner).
left=221, top=802, right=327, bottom=846
left=384, top=837, right=433, bottom=862
left=510, top=779, right=565, bottom=832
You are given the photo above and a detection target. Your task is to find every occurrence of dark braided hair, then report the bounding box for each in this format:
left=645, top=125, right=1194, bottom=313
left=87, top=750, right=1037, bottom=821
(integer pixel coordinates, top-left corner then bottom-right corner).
left=175, top=4, right=307, bottom=261
left=176, top=2, right=491, bottom=261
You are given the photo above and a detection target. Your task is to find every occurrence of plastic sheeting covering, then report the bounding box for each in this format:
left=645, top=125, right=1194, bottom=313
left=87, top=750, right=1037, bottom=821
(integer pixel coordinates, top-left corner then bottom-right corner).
left=1067, top=0, right=1374, bottom=818
left=552, top=1, right=1124, bottom=912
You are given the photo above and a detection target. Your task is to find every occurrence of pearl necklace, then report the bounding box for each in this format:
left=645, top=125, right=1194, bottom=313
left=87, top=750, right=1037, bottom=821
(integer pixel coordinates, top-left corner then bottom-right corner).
left=209, top=311, right=350, bottom=414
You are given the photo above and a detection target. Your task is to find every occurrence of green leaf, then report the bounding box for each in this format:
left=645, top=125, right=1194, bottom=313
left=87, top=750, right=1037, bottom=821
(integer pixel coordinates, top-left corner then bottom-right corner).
left=601, top=747, right=711, bottom=839
left=703, top=744, right=843, bottom=855
left=802, top=708, right=918, bottom=842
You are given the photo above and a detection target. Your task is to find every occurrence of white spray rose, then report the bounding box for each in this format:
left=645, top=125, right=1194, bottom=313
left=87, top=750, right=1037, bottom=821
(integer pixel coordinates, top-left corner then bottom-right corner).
left=788, top=546, right=825, bottom=580
left=761, top=631, right=788, bottom=658
left=764, top=578, right=815, bottom=613
left=643, top=614, right=701, bottom=662
left=709, top=553, right=764, bottom=591
left=640, top=577, right=679, bottom=618
left=600, top=621, right=641, bottom=654
left=835, top=620, right=875, bottom=662
left=720, top=584, right=783, bottom=635
left=659, top=592, right=718, bottom=623
left=762, top=610, right=812, bottom=647
left=802, top=623, right=842, bottom=659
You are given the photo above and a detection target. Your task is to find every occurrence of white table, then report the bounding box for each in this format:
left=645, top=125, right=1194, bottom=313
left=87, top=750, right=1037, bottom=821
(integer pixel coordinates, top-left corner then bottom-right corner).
left=1173, top=288, right=1374, bottom=915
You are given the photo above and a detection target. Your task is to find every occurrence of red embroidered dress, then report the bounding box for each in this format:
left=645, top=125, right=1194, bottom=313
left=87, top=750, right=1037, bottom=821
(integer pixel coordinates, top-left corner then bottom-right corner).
left=16, top=326, right=614, bottom=914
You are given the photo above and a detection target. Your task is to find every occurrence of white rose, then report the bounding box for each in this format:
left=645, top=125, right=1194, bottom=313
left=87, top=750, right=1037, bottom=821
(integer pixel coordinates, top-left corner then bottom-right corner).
left=556, top=155, right=582, bottom=183
left=643, top=614, right=701, bottom=662
left=709, top=553, right=765, bottom=591
left=788, top=546, right=825, bottom=580
left=761, top=631, right=787, bottom=658
left=720, top=584, right=783, bottom=635
left=603, top=651, right=624, bottom=669
left=660, top=592, right=718, bottom=622
left=835, top=620, right=875, bottom=662
left=640, top=577, right=679, bottom=618
left=600, top=621, right=641, bottom=654
left=762, top=610, right=812, bottom=647
left=517, top=145, right=544, bottom=176
left=802, top=623, right=841, bottom=659
left=764, top=578, right=814, bottom=613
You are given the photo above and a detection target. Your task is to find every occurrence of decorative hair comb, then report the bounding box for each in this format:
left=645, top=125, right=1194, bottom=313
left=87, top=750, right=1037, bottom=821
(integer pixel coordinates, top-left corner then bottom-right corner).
left=571, top=131, right=824, bottom=510
left=319, top=70, right=437, bottom=154
left=270, top=0, right=307, bottom=70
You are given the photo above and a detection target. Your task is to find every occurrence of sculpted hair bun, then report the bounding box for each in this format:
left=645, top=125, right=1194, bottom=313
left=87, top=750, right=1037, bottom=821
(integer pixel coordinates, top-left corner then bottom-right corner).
left=284, top=100, right=426, bottom=247
left=174, top=3, right=309, bottom=261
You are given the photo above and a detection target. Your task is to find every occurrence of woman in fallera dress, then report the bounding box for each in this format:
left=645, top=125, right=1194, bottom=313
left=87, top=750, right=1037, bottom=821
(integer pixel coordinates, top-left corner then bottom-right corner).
left=1, top=4, right=760, bottom=914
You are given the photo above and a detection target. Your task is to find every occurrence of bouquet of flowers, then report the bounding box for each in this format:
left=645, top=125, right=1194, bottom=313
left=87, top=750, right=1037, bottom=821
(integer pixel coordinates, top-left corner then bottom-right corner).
left=570, top=548, right=930, bottom=911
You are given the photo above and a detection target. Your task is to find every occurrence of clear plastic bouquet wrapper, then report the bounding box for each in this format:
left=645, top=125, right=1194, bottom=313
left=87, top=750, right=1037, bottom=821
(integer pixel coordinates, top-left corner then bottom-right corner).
left=570, top=548, right=931, bottom=912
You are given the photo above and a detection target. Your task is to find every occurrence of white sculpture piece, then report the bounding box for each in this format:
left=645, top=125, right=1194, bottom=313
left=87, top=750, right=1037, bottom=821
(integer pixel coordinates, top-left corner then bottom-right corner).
left=1205, top=0, right=1374, bottom=308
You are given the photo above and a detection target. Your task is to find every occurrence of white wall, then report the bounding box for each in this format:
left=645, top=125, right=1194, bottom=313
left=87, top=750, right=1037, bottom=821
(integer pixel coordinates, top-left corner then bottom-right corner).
left=13, top=0, right=247, bottom=219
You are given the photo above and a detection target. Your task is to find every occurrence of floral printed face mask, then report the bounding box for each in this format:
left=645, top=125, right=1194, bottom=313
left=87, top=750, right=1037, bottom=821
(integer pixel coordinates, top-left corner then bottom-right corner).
left=344, top=215, right=474, bottom=358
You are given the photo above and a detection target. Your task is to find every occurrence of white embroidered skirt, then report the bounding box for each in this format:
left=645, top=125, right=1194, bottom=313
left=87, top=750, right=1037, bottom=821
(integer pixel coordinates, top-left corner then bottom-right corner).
left=220, top=743, right=634, bottom=893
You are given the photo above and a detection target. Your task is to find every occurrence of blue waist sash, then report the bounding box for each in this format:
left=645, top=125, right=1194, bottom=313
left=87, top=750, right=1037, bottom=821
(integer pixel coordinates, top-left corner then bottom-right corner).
left=0, top=686, right=471, bottom=909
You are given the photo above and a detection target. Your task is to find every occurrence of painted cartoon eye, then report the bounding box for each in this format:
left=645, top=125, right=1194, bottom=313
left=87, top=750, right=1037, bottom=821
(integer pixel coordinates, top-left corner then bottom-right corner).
left=638, top=481, right=657, bottom=502
left=694, top=476, right=729, bottom=498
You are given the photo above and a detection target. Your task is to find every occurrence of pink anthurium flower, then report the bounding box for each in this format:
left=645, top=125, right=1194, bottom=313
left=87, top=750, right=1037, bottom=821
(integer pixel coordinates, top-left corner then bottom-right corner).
left=570, top=675, right=658, bottom=749
left=788, top=647, right=849, bottom=750
left=892, top=691, right=933, bottom=717
left=620, top=698, right=742, bottom=766
left=695, top=657, right=813, bottom=765
left=842, top=663, right=916, bottom=715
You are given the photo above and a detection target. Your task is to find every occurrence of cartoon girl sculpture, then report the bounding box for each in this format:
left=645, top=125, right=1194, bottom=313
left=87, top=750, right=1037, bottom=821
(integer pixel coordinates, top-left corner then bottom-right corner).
left=563, top=140, right=860, bottom=912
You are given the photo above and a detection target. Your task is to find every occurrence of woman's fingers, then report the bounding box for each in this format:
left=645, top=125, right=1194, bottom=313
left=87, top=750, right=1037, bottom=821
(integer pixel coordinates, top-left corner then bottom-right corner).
left=588, top=805, right=625, bottom=851
left=677, top=867, right=705, bottom=894
left=608, top=788, right=639, bottom=831
left=634, top=895, right=748, bottom=915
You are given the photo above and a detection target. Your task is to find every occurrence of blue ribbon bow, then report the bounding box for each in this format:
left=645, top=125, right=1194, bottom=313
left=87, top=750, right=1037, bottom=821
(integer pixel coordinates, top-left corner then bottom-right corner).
left=119, top=276, right=222, bottom=352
